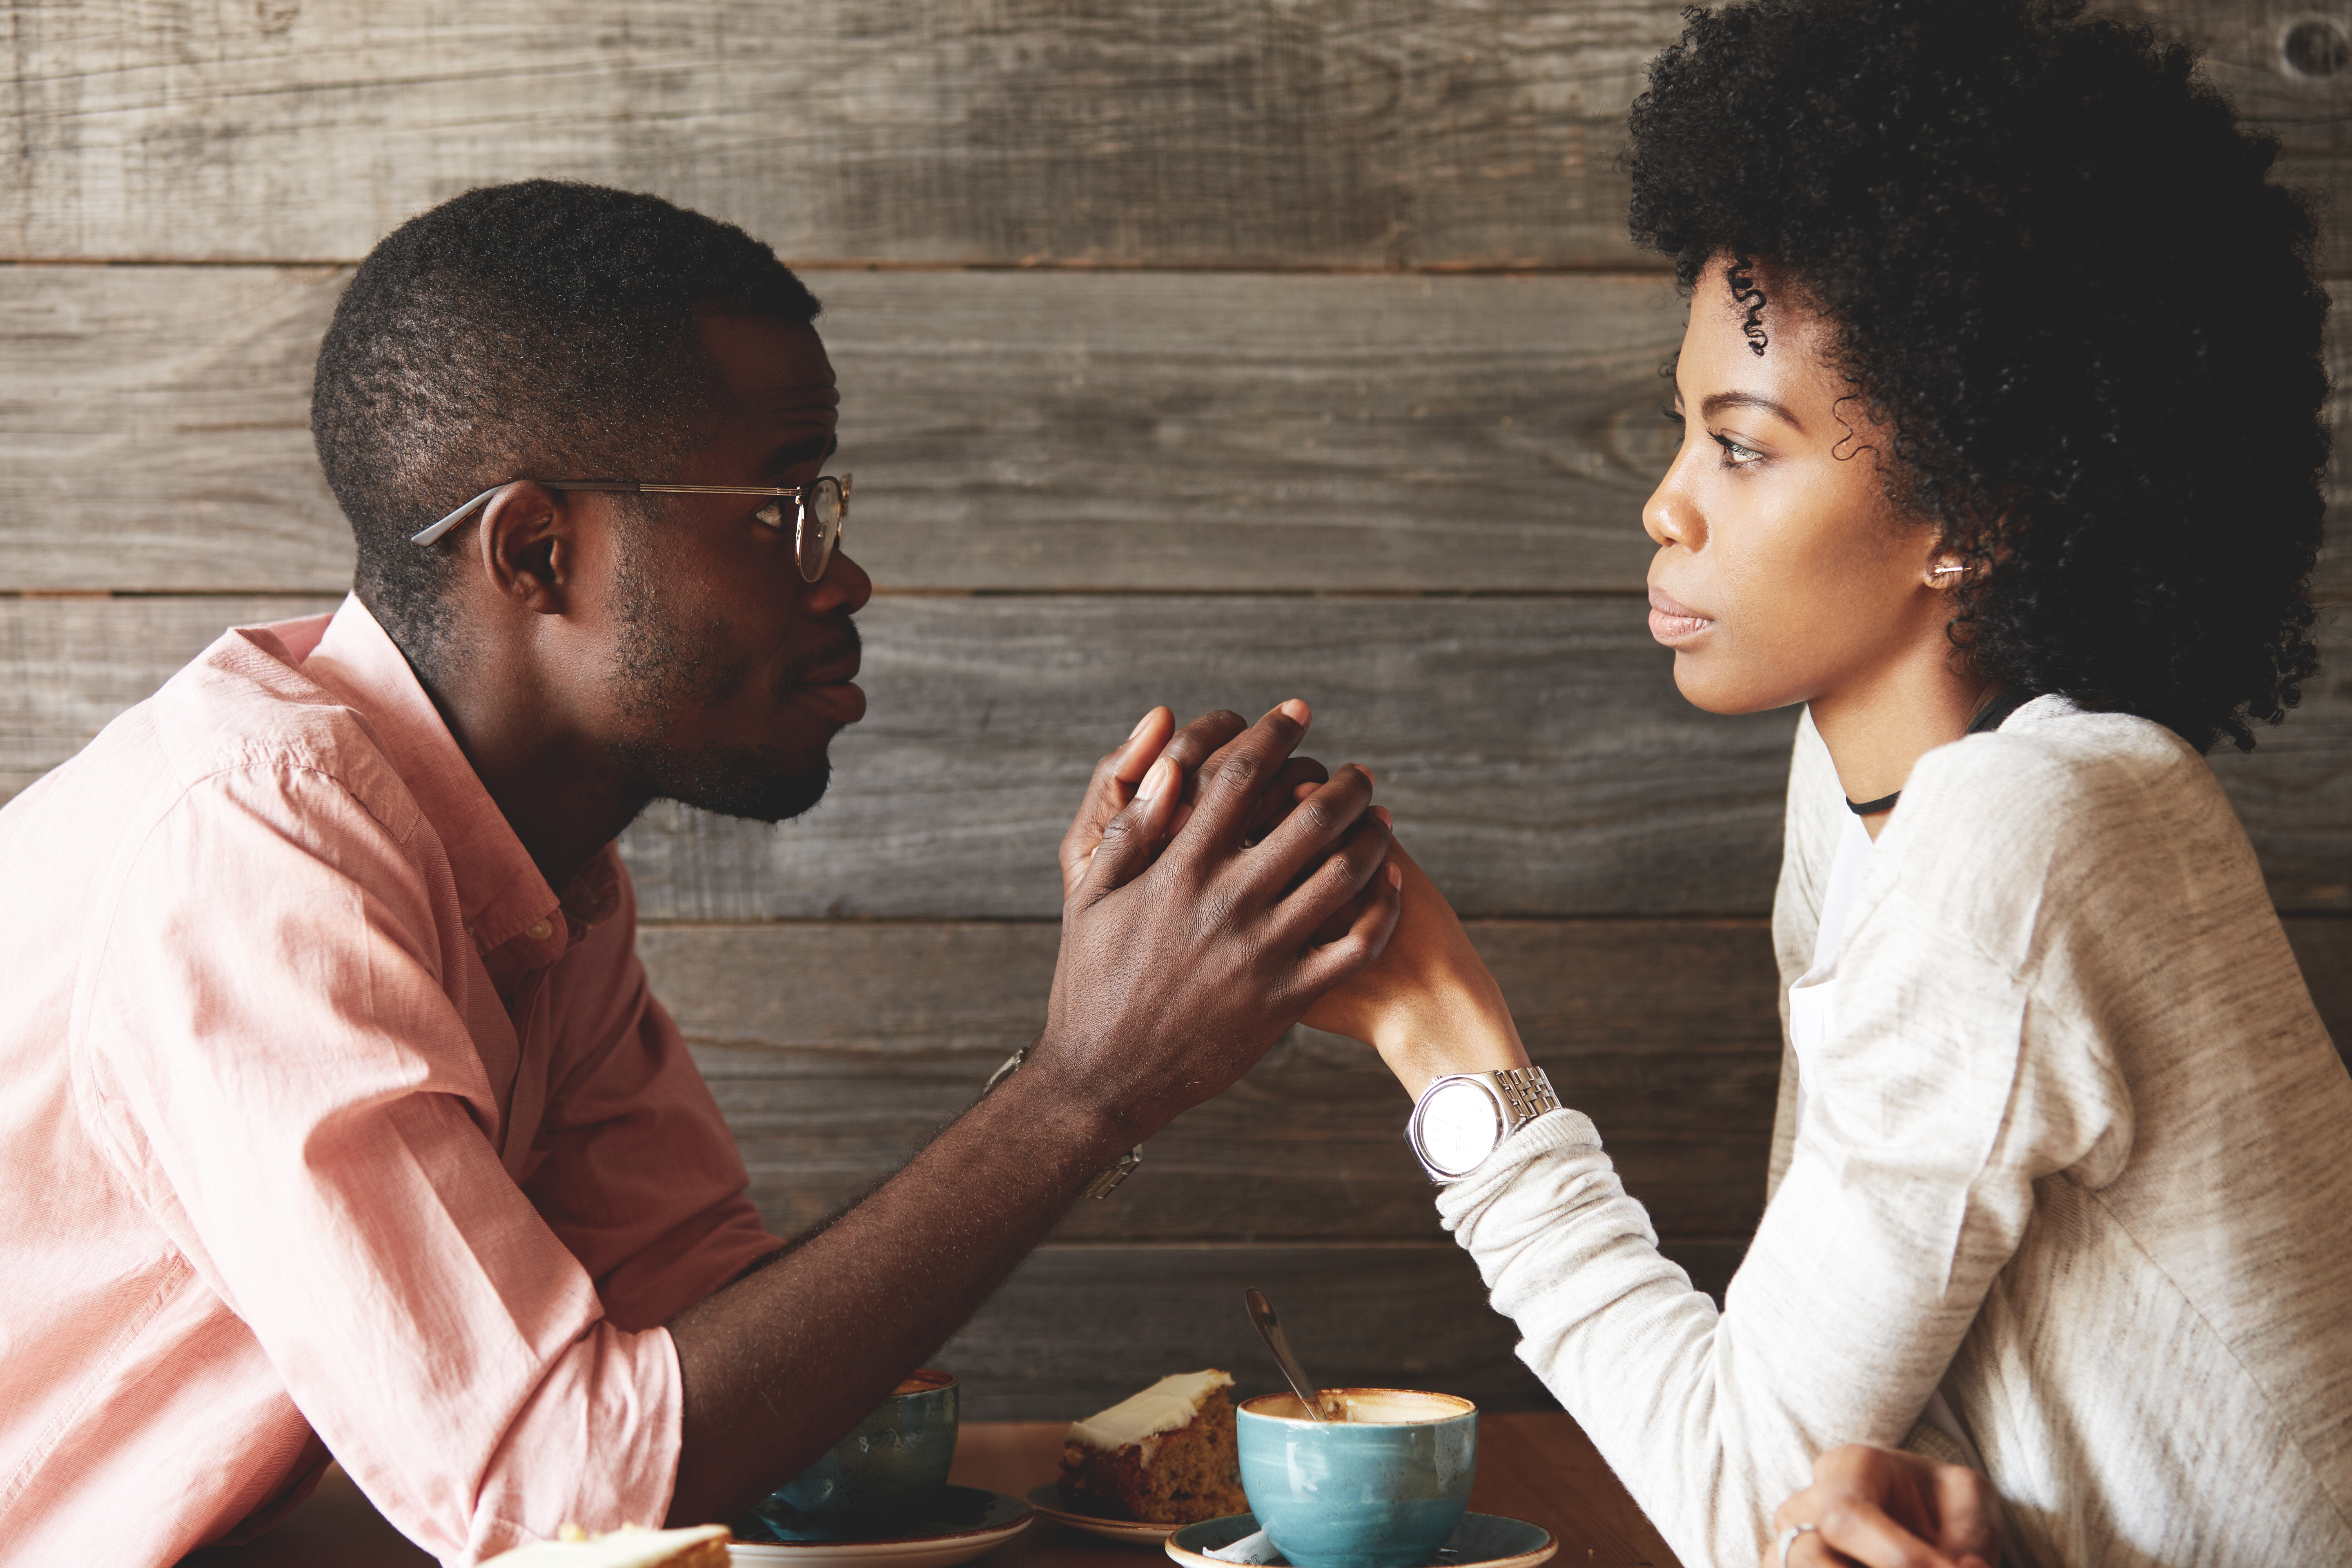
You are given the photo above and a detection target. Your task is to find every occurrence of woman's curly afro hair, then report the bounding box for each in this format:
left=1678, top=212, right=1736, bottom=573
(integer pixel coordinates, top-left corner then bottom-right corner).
left=1628, top=0, right=2330, bottom=751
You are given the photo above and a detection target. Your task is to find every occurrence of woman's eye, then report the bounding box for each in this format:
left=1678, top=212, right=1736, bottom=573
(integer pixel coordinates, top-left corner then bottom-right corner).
left=1712, top=432, right=1763, bottom=466
left=753, top=499, right=787, bottom=530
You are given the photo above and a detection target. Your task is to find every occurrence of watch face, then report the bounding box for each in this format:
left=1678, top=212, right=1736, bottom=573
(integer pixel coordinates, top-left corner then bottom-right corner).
left=1417, top=1079, right=1505, bottom=1177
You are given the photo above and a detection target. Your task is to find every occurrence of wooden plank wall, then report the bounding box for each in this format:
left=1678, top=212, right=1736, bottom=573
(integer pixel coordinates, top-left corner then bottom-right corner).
left=4, top=0, right=2348, bottom=1422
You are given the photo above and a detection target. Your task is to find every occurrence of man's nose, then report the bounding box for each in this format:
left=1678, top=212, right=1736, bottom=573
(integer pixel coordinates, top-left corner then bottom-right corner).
left=807, top=547, right=873, bottom=615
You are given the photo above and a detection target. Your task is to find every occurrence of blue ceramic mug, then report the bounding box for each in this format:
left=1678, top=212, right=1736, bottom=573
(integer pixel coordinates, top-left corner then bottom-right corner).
left=768, top=1368, right=960, bottom=1530
left=1236, top=1389, right=1477, bottom=1568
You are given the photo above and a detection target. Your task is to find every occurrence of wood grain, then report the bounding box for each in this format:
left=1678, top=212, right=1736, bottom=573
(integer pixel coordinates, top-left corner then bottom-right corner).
left=5, top=264, right=2346, bottom=596
left=931, top=1242, right=1560, bottom=1419
left=650, top=919, right=1785, bottom=1250
left=4, top=2, right=2345, bottom=272
left=0, top=0, right=1678, bottom=269
left=4, top=596, right=2348, bottom=916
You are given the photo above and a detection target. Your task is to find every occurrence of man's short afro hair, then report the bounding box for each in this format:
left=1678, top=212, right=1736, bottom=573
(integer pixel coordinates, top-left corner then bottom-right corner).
left=1628, top=0, right=2329, bottom=752
left=311, top=180, right=821, bottom=674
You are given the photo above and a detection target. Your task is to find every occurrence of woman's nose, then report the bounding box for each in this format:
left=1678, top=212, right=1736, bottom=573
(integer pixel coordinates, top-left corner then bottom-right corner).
left=1642, top=461, right=1703, bottom=553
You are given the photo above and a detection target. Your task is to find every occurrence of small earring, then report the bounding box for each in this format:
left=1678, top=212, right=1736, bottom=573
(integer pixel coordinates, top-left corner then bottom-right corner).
left=1927, top=564, right=1966, bottom=580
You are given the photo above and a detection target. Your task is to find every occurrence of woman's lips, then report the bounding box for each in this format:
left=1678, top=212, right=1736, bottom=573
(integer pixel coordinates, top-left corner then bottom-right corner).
left=1646, top=588, right=1714, bottom=646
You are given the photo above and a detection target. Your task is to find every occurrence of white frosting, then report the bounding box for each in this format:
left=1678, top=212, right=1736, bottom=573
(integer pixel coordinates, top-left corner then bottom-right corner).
left=480, top=1523, right=730, bottom=1568
left=1067, top=1368, right=1234, bottom=1450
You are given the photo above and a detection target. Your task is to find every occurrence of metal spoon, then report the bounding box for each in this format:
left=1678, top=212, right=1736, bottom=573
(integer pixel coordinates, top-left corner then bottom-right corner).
left=1245, top=1287, right=1330, bottom=1421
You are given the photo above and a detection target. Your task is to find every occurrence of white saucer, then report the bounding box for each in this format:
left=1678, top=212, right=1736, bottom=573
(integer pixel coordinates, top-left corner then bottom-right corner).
left=1025, top=1482, right=1179, bottom=1544
left=1165, top=1511, right=1556, bottom=1568
left=729, top=1486, right=1033, bottom=1567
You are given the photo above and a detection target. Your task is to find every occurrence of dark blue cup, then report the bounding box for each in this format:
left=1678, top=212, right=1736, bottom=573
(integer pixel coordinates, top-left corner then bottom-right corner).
left=770, top=1368, right=959, bottom=1529
left=1236, top=1389, right=1477, bottom=1568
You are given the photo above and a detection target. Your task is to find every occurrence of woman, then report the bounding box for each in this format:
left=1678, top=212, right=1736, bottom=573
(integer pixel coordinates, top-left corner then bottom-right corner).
left=1301, top=2, right=2352, bottom=1564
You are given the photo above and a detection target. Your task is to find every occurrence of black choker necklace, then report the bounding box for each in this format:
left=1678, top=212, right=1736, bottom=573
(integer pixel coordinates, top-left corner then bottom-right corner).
left=1845, top=689, right=2036, bottom=817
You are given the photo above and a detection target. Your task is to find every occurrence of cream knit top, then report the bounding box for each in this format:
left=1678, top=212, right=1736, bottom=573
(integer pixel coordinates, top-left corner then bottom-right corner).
left=1438, top=699, right=2352, bottom=1568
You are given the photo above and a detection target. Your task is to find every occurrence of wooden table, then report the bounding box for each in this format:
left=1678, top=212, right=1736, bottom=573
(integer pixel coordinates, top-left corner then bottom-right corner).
left=183, top=1415, right=1681, bottom=1568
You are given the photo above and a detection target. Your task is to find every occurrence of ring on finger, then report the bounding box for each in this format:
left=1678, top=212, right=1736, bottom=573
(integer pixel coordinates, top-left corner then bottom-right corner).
left=1776, top=1522, right=1817, bottom=1565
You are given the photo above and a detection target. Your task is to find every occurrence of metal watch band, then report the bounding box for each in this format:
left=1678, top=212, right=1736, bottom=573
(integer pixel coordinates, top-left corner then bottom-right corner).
left=1408, top=1066, right=1561, bottom=1184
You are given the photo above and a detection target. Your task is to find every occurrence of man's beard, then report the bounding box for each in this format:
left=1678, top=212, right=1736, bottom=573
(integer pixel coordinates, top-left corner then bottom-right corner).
left=605, top=537, right=839, bottom=825
left=612, top=733, right=832, bottom=826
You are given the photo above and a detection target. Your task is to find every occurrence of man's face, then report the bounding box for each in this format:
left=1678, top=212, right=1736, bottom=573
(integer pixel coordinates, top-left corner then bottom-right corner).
left=601, top=314, right=871, bottom=823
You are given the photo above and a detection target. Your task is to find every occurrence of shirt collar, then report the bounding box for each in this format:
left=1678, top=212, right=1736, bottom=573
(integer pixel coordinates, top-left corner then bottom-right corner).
left=292, top=594, right=616, bottom=967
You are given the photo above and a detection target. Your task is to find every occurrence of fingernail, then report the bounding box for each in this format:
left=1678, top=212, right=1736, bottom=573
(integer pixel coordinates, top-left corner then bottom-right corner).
left=1138, top=757, right=1176, bottom=802
left=1359, top=764, right=1376, bottom=785
left=1373, top=805, right=1392, bottom=828
left=1278, top=698, right=1311, bottom=726
left=1387, top=863, right=1403, bottom=888
left=1128, top=710, right=1156, bottom=741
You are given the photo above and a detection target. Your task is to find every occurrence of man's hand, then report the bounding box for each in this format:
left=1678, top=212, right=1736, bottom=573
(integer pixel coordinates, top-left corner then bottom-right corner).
left=1057, top=706, right=1330, bottom=900
left=1030, top=700, right=1403, bottom=1145
left=1768, top=1445, right=2004, bottom=1568
left=1297, top=836, right=1529, bottom=1098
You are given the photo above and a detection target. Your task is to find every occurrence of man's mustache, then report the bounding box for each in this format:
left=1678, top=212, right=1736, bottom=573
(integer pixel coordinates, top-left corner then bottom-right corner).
left=777, top=612, right=862, bottom=690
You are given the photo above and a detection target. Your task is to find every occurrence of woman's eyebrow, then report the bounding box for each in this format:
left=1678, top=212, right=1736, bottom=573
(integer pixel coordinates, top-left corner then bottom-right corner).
left=1700, top=390, right=1804, bottom=432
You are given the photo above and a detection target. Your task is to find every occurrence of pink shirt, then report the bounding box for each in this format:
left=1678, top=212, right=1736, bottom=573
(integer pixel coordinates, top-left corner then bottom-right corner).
left=0, top=596, right=783, bottom=1565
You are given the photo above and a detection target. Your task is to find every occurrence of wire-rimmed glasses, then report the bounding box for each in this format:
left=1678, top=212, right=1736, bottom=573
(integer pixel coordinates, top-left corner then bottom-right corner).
left=410, top=475, right=853, bottom=584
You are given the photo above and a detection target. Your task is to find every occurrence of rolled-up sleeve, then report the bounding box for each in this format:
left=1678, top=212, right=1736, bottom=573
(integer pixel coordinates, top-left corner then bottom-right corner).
left=74, top=764, right=688, bottom=1563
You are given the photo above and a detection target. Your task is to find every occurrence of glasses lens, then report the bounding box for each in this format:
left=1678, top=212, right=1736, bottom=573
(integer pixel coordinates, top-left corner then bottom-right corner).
left=796, top=479, right=844, bottom=581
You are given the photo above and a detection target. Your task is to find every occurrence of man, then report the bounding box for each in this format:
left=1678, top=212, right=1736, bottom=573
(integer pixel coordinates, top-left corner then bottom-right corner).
left=0, top=181, right=1400, bottom=1565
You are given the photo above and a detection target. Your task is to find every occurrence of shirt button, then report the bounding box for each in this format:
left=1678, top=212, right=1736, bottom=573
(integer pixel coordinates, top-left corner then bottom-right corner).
left=526, top=918, right=553, bottom=940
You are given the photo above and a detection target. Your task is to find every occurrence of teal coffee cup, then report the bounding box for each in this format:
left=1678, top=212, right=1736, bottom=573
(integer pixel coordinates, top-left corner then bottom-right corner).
left=767, top=1368, right=959, bottom=1530
left=1236, top=1389, right=1477, bottom=1568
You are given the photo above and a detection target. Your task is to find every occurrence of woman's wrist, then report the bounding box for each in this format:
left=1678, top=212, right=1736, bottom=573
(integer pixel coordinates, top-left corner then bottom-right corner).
left=1366, top=962, right=1532, bottom=1098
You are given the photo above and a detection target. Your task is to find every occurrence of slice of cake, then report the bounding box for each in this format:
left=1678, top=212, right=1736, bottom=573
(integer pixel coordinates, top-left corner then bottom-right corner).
left=1058, top=1368, right=1247, bottom=1525
left=480, top=1522, right=732, bottom=1568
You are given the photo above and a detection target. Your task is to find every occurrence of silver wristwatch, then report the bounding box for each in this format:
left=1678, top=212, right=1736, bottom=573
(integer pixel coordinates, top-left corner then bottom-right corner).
left=1407, top=1066, right=1560, bottom=1183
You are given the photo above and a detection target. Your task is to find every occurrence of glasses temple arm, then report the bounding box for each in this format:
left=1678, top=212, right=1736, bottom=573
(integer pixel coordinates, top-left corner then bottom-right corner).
left=410, top=481, right=653, bottom=547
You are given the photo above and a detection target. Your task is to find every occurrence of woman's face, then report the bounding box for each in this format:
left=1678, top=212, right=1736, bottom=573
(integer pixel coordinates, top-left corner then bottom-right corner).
left=1643, top=257, right=1948, bottom=715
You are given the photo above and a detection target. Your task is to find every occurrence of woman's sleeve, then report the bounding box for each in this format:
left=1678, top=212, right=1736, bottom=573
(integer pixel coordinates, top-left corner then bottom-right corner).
left=1440, top=763, right=2133, bottom=1568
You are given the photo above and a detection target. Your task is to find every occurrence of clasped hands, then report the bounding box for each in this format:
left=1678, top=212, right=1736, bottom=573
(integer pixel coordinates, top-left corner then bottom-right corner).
left=1027, top=703, right=1528, bottom=1162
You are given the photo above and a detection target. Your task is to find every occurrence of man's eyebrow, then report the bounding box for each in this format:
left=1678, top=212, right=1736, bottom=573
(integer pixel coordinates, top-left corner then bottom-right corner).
left=1699, top=390, right=1804, bottom=431
left=760, top=434, right=837, bottom=477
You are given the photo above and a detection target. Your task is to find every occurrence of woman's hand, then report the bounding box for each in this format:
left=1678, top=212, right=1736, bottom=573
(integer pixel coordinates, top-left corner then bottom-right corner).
left=1298, top=836, right=1530, bottom=1097
left=1769, top=1446, right=2003, bottom=1568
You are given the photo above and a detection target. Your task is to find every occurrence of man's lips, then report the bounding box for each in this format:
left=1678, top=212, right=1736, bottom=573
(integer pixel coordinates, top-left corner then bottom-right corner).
left=1647, top=587, right=1714, bottom=646
left=783, top=644, right=865, bottom=723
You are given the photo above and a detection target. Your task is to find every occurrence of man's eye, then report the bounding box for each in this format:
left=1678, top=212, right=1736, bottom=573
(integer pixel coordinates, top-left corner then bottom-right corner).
left=1713, top=433, right=1763, bottom=466
left=753, top=499, right=788, bottom=530
left=1660, top=405, right=1685, bottom=428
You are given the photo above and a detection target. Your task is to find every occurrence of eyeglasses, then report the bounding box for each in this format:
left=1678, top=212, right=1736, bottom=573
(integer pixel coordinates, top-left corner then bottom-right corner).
left=410, top=475, right=854, bottom=584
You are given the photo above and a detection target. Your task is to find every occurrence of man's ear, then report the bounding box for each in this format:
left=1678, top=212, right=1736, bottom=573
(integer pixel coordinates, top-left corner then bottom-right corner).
left=475, top=482, right=575, bottom=614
